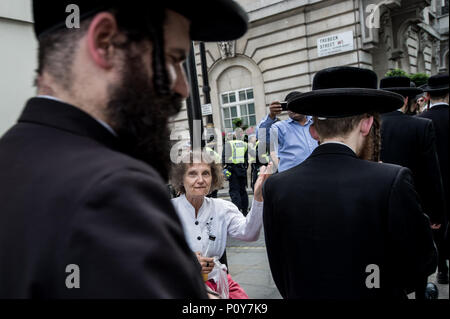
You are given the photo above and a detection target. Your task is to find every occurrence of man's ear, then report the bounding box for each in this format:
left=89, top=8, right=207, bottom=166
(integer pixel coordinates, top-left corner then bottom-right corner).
left=309, top=124, right=320, bottom=141
left=360, top=116, right=374, bottom=137
left=86, top=12, right=119, bottom=69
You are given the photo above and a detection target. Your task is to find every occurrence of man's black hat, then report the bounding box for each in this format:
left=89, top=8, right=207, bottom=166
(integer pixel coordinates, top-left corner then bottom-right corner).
left=287, top=66, right=404, bottom=118
left=379, top=76, right=423, bottom=98
left=421, top=73, right=449, bottom=93
left=32, top=0, right=248, bottom=41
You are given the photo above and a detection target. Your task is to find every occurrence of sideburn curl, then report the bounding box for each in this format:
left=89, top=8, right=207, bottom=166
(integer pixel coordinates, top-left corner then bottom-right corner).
left=106, top=48, right=182, bottom=181
left=358, top=113, right=381, bottom=162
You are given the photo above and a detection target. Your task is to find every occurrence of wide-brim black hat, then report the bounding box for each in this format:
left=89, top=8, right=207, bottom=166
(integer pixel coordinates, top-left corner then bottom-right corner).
left=288, top=67, right=404, bottom=118
left=421, top=73, right=449, bottom=93
left=379, top=76, right=423, bottom=98
left=33, top=0, right=248, bottom=42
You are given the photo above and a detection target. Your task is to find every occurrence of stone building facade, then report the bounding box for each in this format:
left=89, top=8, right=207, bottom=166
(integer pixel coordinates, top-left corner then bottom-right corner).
left=0, top=0, right=36, bottom=136
left=169, top=0, right=449, bottom=145
left=0, top=0, right=447, bottom=139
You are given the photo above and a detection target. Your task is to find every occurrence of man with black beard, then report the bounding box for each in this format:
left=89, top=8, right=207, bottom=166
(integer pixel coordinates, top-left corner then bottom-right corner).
left=0, top=1, right=248, bottom=298
left=106, top=49, right=183, bottom=180
left=263, top=67, right=437, bottom=299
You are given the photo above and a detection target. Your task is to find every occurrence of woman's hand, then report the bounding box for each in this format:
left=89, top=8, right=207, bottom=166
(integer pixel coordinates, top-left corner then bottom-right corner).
left=195, top=252, right=214, bottom=274
left=253, top=163, right=273, bottom=202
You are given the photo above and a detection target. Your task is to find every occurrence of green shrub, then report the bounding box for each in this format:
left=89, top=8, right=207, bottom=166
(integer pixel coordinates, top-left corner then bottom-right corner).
left=385, top=69, right=408, bottom=77
left=409, top=73, right=429, bottom=87
left=232, top=118, right=243, bottom=129
left=385, top=69, right=429, bottom=87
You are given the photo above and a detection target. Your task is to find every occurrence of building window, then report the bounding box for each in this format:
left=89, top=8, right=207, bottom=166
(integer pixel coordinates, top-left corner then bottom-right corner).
left=442, top=0, right=449, bottom=15
left=221, top=88, right=256, bottom=131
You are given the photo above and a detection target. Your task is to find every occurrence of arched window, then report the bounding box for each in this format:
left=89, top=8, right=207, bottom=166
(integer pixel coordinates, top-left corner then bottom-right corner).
left=217, top=65, right=256, bottom=132
left=220, top=88, right=256, bottom=131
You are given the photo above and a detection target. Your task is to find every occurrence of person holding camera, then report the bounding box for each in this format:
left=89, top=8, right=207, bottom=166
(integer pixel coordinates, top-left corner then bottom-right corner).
left=256, top=91, right=318, bottom=172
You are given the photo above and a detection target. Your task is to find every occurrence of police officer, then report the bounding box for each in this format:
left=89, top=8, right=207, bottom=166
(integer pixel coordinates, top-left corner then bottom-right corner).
left=205, top=143, right=221, bottom=164
left=222, top=128, right=249, bottom=215
left=248, top=135, right=270, bottom=191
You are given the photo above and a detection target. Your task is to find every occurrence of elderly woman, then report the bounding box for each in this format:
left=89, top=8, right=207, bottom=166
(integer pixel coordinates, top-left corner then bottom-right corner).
left=171, top=153, right=271, bottom=299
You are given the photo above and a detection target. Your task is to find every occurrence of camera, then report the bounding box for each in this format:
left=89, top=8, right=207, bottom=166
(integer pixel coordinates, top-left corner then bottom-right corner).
left=280, top=101, right=288, bottom=111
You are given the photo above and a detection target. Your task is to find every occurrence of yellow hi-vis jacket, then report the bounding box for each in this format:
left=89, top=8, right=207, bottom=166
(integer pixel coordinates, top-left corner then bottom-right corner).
left=227, top=140, right=247, bottom=164
left=205, top=147, right=221, bottom=163
left=249, top=141, right=270, bottom=164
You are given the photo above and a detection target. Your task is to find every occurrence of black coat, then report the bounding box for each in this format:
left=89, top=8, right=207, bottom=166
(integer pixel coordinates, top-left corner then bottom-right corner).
left=418, top=104, right=449, bottom=220
left=0, top=98, right=207, bottom=298
left=263, top=143, right=436, bottom=299
left=381, top=111, right=446, bottom=225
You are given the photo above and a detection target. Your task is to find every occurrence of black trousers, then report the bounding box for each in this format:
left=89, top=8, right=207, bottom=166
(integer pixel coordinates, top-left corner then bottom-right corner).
left=251, top=163, right=259, bottom=191
left=228, top=166, right=248, bottom=215
left=433, top=222, right=449, bottom=273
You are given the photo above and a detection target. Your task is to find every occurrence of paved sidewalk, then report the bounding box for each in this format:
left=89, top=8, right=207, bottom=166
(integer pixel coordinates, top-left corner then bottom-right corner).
left=226, top=228, right=282, bottom=299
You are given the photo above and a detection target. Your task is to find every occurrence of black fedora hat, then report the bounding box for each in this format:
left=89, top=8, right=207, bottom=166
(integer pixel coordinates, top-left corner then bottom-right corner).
left=33, top=0, right=248, bottom=42
left=421, top=73, right=449, bottom=93
left=380, top=76, right=423, bottom=98
left=288, top=67, right=404, bottom=118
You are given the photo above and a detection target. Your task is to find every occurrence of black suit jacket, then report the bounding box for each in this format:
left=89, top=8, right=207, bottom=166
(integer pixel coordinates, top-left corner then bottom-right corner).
left=381, top=111, right=446, bottom=224
left=0, top=98, right=207, bottom=298
left=418, top=104, right=449, bottom=220
left=263, top=143, right=436, bottom=299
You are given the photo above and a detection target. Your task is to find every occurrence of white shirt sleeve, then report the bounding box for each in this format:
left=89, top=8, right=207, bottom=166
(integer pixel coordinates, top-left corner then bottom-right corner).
left=224, top=198, right=264, bottom=241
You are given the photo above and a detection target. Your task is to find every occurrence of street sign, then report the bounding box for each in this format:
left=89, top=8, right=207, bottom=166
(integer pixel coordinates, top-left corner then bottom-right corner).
left=201, top=103, right=213, bottom=116
left=317, top=30, right=354, bottom=57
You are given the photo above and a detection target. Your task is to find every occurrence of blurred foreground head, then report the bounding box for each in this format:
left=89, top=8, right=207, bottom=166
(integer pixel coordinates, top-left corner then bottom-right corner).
left=32, top=0, right=248, bottom=180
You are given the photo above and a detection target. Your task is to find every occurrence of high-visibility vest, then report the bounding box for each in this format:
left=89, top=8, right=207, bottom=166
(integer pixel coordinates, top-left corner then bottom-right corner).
left=205, top=147, right=221, bottom=164
left=255, top=140, right=270, bottom=164
left=227, top=140, right=247, bottom=164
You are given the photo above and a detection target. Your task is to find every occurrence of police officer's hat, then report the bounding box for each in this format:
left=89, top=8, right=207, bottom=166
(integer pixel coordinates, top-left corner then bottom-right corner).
left=33, top=0, right=248, bottom=41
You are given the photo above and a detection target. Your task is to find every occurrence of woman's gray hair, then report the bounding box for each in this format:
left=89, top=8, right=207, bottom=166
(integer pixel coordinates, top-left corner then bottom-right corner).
left=170, top=152, right=224, bottom=195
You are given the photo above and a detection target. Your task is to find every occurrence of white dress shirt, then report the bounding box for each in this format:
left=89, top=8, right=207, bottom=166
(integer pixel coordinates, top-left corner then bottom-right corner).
left=172, top=194, right=263, bottom=282
left=321, top=141, right=356, bottom=154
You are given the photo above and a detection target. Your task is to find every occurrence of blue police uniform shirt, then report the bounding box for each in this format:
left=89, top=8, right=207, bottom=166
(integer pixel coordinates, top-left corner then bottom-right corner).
left=270, top=116, right=318, bottom=172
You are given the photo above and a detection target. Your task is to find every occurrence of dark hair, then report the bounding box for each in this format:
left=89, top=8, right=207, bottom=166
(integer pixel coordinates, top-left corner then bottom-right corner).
left=313, top=113, right=381, bottom=162
left=312, top=114, right=368, bottom=139
left=36, top=4, right=170, bottom=95
left=170, top=152, right=224, bottom=195
left=36, top=18, right=92, bottom=89
left=405, top=96, right=418, bottom=115
left=429, top=90, right=449, bottom=101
